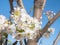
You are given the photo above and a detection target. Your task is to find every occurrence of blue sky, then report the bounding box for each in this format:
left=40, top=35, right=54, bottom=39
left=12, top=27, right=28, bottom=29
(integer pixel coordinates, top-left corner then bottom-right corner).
left=0, top=0, right=60, bottom=45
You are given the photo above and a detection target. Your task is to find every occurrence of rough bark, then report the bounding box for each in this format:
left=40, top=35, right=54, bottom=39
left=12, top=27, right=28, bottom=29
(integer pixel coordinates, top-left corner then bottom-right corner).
left=53, top=32, right=60, bottom=45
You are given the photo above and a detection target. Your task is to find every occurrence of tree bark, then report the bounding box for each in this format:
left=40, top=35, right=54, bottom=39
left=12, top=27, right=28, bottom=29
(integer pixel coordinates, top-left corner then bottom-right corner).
left=16, top=0, right=24, bottom=8
left=33, top=0, right=46, bottom=21
left=27, top=0, right=46, bottom=45
left=16, top=0, right=27, bottom=13
left=9, top=0, right=14, bottom=13
left=27, top=39, right=37, bottom=45
left=53, top=32, right=60, bottom=45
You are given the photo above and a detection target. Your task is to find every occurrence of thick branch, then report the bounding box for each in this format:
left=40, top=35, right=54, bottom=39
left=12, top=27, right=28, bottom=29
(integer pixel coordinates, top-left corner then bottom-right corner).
left=16, top=0, right=27, bottom=14
left=36, top=11, right=60, bottom=42
left=53, top=32, right=60, bottom=45
left=27, top=0, right=46, bottom=45
left=27, top=39, right=37, bottom=45
left=33, top=0, right=46, bottom=21
left=9, top=0, right=14, bottom=13
left=16, top=0, right=24, bottom=8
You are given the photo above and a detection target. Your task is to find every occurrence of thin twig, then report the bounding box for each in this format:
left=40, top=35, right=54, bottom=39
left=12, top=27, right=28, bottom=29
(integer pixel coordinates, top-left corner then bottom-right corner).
left=53, top=32, right=60, bottom=45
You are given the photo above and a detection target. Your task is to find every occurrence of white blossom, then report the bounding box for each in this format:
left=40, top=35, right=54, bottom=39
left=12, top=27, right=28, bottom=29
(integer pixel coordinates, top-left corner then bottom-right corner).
left=6, top=24, right=16, bottom=34
left=0, top=15, right=6, bottom=24
left=48, top=28, right=55, bottom=34
left=0, top=7, right=42, bottom=41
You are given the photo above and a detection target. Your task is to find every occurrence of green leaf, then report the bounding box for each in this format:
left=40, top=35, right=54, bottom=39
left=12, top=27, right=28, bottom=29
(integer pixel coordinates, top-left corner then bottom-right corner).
left=3, top=33, right=8, bottom=38
left=16, top=27, right=25, bottom=33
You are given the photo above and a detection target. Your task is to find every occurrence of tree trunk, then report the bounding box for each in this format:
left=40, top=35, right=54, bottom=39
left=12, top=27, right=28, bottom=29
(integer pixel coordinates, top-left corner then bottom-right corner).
left=34, top=0, right=46, bottom=21
left=27, top=39, right=37, bottom=45
left=27, top=0, right=46, bottom=45
left=9, top=0, right=14, bottom=13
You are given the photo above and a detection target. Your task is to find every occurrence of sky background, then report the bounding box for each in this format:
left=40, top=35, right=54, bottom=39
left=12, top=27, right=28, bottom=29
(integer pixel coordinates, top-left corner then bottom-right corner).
left=0, top=0, right=60, bottom=45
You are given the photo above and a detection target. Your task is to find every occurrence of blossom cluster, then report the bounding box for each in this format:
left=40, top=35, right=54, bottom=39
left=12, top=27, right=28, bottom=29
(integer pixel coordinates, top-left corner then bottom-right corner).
left=0, top=15, right=8, bottom=33
left=0, top=6, right=42, bottom=41
left=0, top=7, right=55, bottom=41
left=46, top=10, right=56, bottom=20
left=10, top=7, right=42, bottom=41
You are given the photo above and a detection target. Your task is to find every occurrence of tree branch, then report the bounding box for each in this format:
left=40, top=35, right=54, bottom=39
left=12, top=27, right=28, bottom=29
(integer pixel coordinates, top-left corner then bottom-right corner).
left=4, top=34, right=8, bottom=45
left=16, top=0, right=24, bottom=8
left=53, top=32, right=60, bottom=45
left=42, top=12, right=60, bottom=34
left=27, top=39, right=37, bottom=45
left=16, top=0, right=27, bottom=13
left=13, top=41, right=18, bottom=45
left=36, top=11, right=60, bottom=42
left=24, top=39, right=27, bottom=45
left=9, top=0, right=14, bottom=13
left=33, top=0, right=46, bottom=21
